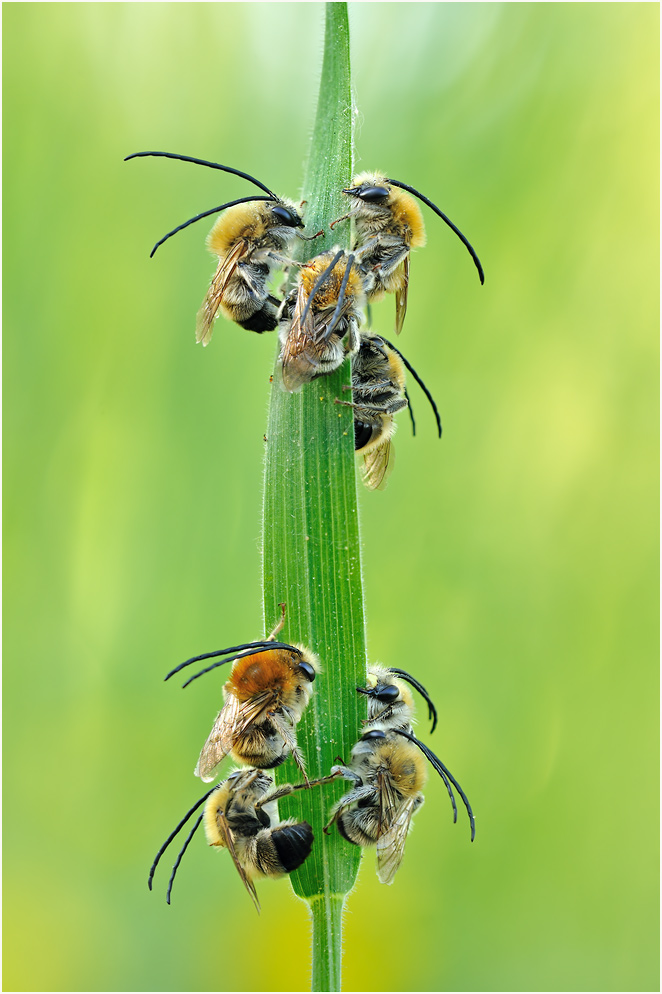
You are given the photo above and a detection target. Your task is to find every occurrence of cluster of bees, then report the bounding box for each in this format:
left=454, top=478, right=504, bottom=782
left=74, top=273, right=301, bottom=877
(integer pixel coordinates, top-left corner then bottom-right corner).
left=126, top=149, right=484, bottom=488
left=128, top=150, right=481, bottom=909
left=148, top=606, right=474, bottom=909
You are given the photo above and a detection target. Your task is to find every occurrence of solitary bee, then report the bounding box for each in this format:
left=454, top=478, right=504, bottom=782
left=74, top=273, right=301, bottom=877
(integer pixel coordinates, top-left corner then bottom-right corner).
left=336, top=332, right=442, bottom=490
left=148, top=767, right=337, bottom=910
left=331, top=171, right=484, bottom=334
left=165, top=608, right=319, bottom=781
left=125, top=150, right=314, bottom=342
left=325, top=726, right=474, bottom=884
left=358, top=664, right=438, bottom=733
left=278, top=248, right=364, bottom=391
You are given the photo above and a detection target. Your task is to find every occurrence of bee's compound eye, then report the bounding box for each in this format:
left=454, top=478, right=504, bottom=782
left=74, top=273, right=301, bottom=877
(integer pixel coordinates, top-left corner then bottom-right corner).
left=362, top=729, right=386, bottom=741
left=298, top=660, right=316, bottom=683
left=375, top=684, right=400, bottom=703
left=271, top=205, right=302, bottom=227
left=357, top=185, right=390, bottom=203
left=354, top=421, right=373, bottom=450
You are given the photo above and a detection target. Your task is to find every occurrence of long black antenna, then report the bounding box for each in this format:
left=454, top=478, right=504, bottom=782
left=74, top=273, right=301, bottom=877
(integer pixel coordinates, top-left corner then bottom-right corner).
left=386, top=667, right=438, bottom=731
left=394, top=728, right=475, bottom=840
left=403, top=386, right=416, bottom=436
left=125, top=151, right=278, bottom=198
left=165, top=641, right=298, bottom=685
left=148, top=784, right=220, bottom=895
left=386, top=178, right=484, bottom=285
left=165, top=814, right=205, bottom=905
left=379, top=336, right=442, bottom=438
left=149, top=196, right=273, bottom=257
left=326, top=253, right=356, bottom=338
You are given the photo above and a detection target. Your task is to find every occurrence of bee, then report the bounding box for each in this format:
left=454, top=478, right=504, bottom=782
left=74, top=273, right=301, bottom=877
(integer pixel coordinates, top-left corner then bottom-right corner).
left=331, top=171, right=484, bottom=334
left=124, top=150, right=317, bottom=342
left=358, top=665, right=438, bottom=733
left=335, top=332, right=442, bottom=490
left=165, top=608, right=319, bottom=781
left=148, top=766, right=337, bottom=910
left=278, top=248, right=365, bottom=391
left=325, top=726, right=475, bottom=884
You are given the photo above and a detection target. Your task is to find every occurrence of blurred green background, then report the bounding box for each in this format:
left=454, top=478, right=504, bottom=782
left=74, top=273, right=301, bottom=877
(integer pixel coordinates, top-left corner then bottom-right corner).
left=3, top=3, right=658, bottom=991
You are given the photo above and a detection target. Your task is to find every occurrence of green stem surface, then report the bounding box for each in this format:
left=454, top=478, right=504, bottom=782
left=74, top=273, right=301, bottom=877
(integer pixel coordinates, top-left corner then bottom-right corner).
left=261, top=4, right=363, bottom=991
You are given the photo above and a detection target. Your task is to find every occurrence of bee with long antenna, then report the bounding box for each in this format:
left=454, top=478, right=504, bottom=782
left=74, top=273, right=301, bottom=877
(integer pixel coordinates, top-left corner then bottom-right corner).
left=278, top=248, right=364, bottom=391
left=125, top=151, right=319, bottom=342
left=331, top=171, right=484, bottom=335
left=335, top=331, right=442, bottom=490
left=325, top=725, right=475, bottom=884
left=358, top=664, right=438, bottom=733
left=148, top=766, right=339, bottom=910
left=165, top=607, right=320, bottom=782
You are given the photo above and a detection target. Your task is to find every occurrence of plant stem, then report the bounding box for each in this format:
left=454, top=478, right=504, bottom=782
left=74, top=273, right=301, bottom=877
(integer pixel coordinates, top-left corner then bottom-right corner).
left=261, top=4, right=362, bottom=991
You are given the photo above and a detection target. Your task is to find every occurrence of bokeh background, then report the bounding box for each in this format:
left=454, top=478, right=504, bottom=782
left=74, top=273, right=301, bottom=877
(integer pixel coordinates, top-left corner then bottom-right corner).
left=3, top=3, right=658, bottom=991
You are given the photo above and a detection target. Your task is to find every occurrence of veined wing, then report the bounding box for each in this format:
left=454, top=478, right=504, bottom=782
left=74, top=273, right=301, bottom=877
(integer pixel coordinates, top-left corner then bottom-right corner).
left=216, top=808, right=260, bottom=912
left=280, top=282, right=321, bottom=391
left=361, top=437, right=395, bottom=491
left=394, top=256, right=409, bottom=335
left=194, top=689, right=277, bottom=782
left=376, top=795, right=417, bottom=885
left=196, top=239, right=247, bottom=346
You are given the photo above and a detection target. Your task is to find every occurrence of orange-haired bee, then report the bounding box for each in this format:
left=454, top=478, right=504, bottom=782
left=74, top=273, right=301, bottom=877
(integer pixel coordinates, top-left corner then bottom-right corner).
left=124, top=150, right=314, bottom=342
left=336, top=332, right=442, bottom=490
left=165, top=610, right=319, bottom=781
left=331, top=171, right=484, bottom=334
left=148, top=767, right=338, bottom=910
left=325, top=726, right=475, bottom=884
left=358, top=665, right=438, bottom=733
left=196, top=197, right=306, bottom=343
left=278, top=248, right=364, bottom=391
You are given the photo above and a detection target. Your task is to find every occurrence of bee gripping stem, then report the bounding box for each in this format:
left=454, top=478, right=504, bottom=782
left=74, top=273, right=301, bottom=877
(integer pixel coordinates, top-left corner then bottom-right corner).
left=262, top=4, right=360, bottom=991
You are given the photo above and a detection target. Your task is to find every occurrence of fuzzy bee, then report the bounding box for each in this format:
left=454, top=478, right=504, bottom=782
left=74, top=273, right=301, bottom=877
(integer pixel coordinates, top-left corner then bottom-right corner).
left=165, top=608, right=319, bottom=781
left=336, top=332, right=442, bottom=490
left=148, top=767, right=336, bottom=910
left=331, top=171, right=484, bottom=334
left=325, top=726, right=474, bottom=884
left=125, top=150, right=316, bottom=342
left=278, top=248, right=364, bottom=391
left=358, top=664, right=438, bottom=733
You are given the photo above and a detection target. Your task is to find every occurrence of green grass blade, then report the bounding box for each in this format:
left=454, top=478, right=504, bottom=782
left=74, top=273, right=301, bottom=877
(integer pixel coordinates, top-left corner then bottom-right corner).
left=261, top=4, right=363, bottom=990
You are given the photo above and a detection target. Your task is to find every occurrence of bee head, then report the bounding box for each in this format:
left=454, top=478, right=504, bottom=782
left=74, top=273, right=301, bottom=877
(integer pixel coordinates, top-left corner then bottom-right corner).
left=270, top=202, right=305, bottom=229
left=357, top=681, right=400, bottom=704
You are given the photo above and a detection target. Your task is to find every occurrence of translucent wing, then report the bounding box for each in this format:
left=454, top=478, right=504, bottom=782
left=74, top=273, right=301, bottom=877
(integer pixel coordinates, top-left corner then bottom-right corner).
left=361, top=437, right=395, bottom=491
left=394, top=256, right=409, bottom=335
left=280, top=283, right=321, bottom=390
left=216, top=808, right=261, bottom=912
left=376, top=795, right=417, bottom=885
left=195, top=238, right=247, bottom=346
left=194, top=689, right=277, bottom=782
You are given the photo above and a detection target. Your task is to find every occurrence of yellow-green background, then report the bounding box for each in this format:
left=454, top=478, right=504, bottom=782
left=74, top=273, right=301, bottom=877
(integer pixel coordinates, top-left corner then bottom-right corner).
left=3, top=3, right=658, bottom=991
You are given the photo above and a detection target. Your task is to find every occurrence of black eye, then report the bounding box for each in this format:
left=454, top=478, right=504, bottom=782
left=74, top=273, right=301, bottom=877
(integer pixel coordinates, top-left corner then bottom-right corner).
left=298, top=660, right=316, bottom=682
left=354, top=421, right=373, bottom=450
left=271, top=205, right=302, bottom=227
left=375, top=684, right=400, bottom=703
left=362, top=729, right=386, bottom=741
left=357, top=185, right=390, bottom=203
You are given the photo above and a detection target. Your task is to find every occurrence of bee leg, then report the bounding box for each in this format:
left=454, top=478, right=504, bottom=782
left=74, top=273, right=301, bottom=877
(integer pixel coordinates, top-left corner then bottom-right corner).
left=266, top=603, right=286, bottom=641
left=343, top=316, right=360, bottom=357
left=253, top=250, right=302, bottom=269
left=324, top=783, right=375, bottom=834
left=258, top=769, right=343, bottom=808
